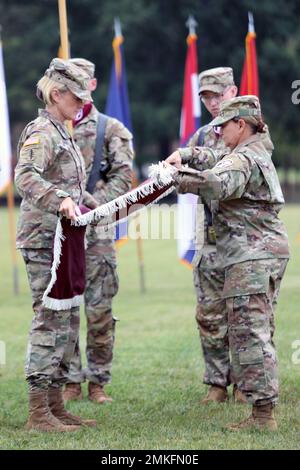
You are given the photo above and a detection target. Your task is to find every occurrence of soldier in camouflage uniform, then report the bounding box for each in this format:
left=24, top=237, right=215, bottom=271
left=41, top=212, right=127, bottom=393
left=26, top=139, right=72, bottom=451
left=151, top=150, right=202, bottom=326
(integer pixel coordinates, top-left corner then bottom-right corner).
left=63, top=58, right=133, bottom=404
left=167, top=96, right=290, bottom=430
left=15, top=58, right=99, bottom=432
left=187, top=68, right=241, bottom=403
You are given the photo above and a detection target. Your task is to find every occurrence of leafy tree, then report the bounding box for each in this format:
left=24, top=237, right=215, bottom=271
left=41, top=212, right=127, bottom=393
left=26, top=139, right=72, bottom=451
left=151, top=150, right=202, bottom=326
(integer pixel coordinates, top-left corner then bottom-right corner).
left=1, top=0, right=299, bottom=169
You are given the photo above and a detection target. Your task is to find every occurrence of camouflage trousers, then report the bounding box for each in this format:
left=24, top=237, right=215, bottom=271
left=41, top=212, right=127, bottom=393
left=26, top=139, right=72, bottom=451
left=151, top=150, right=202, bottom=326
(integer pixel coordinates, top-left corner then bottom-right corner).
left=194, top=248, right=229, bottom=388
left=66, top=232, right=119, bottom=386
left=21, top=248, right=80, bottom=391
left=224, top=258, right=288, bottom=405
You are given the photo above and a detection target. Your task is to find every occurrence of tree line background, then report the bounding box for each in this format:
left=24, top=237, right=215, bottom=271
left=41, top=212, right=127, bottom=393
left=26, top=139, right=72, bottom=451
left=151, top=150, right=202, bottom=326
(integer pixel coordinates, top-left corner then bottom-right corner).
left=1, top=0, right=300, bottom=188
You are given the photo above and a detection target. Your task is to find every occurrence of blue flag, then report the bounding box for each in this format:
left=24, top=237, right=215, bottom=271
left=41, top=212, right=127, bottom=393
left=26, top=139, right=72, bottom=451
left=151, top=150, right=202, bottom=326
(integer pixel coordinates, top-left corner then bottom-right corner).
left=105, top=25, right=133, bottom=244
left=105, top=37, right=132, bottom=132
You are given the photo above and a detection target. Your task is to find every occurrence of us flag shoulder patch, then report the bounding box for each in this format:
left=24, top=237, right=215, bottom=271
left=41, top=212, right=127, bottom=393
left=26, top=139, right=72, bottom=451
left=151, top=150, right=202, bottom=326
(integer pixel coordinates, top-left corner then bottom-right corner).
left=23, top=136, right=40, bottom=147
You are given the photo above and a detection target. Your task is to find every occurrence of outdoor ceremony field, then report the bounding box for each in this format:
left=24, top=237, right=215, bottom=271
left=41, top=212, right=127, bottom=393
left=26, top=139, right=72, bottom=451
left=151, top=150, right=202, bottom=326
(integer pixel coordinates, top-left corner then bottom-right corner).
left=0, top=205, right=299, bottom=450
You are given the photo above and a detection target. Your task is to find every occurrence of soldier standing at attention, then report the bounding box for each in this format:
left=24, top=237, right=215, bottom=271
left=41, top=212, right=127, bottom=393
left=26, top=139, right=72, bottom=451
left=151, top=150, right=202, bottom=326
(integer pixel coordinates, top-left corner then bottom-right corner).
left=63, top=58, right=133, bottom=404
left=187, top=67, right=246, bottom=404
left=166, top=96, right=290, bottom=430
left=15, top=58, right=99, bottom=432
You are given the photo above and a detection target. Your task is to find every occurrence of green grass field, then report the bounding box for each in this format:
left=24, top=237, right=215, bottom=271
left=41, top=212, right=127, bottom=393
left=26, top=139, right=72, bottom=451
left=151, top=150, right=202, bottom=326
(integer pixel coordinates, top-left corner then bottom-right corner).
left=0, top=205, right=300, bottom=450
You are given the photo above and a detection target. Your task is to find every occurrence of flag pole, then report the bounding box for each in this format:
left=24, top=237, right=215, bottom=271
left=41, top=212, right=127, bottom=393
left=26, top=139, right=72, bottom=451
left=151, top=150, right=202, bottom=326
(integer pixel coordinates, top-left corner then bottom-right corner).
left=111, top=18, right=146, bottom=293
left=0, top=25, right=19, bottom=295
left=57, top=0, right=73, bottom=135
left=58, top=0, right=69, bottom=59
left=186, top=15, right=197, bottom=35
left=132, top=171, right=146, bottom=294
left=114, top=17, right=146, bottom=294
left=7, top=181, right=19, bottom=294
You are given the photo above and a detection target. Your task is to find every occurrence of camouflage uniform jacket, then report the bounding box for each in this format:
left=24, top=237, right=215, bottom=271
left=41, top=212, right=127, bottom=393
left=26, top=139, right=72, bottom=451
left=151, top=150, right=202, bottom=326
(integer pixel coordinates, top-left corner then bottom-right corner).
left=74, top=105, right=133, bottom=206
left=177, top=134, right=290, bottom=268
left=15, top=109, right=96, bottom=249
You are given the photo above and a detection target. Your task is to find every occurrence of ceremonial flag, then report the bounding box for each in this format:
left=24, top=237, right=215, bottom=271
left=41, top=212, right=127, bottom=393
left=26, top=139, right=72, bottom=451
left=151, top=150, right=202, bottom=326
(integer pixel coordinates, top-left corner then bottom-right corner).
left=240, top=12, right=259, bottom=96
left=0, top=39, right=12, bottom=195
left=105, top=19, right=133, bottom=245
left=42, top=163, right=175, bottom=310
left=177, top=16, right=201, bottom=267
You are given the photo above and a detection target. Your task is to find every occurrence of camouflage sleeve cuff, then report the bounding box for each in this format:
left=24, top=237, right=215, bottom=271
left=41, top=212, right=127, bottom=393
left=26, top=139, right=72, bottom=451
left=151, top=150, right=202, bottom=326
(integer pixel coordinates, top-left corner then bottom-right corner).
left=55, top=189, right=70, bottom=198
left=178, top=147, right=193, bottom=164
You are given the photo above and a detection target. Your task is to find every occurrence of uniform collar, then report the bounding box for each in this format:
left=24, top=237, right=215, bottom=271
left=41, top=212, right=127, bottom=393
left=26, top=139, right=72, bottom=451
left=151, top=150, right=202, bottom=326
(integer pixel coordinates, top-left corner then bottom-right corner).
left=39, top=108, right=71, bottom=140
left=234, top=134, right=261, bottom=152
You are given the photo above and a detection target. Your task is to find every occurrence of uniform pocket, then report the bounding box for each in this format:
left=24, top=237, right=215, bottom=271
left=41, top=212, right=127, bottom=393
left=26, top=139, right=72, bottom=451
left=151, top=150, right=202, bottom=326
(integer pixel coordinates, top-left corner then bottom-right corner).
left=223, top=261, right=269, bottom=298
left=239, top=345, right=264, bottom=365
left=102, top=262, right=119, bottom=298
left=31, top=331, right=56, bottom=347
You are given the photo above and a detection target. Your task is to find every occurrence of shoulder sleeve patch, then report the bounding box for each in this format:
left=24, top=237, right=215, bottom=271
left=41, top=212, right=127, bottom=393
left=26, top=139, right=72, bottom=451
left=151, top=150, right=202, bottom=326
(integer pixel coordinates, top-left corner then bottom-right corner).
left=213, top=153, right=250, bottom=174
left=23, top=136, right=40, bottom=147
left=215, top=158, right=234, bottom=169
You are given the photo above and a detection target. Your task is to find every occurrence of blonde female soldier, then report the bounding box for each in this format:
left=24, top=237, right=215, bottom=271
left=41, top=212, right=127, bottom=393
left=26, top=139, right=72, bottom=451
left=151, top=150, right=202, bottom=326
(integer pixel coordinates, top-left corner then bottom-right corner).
left=15, top=58, right=98, bottom=432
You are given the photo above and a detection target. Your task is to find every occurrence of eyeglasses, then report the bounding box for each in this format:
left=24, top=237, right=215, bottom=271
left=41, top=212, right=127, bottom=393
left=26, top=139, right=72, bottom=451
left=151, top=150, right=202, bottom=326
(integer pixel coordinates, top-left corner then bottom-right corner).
left=200, top=88, right=229, bottom=104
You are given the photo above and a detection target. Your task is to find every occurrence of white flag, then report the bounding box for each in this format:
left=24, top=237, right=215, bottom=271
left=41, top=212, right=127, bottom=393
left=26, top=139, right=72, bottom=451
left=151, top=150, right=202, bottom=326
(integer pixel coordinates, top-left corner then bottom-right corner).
left=0, top=39, right=12, bottom=195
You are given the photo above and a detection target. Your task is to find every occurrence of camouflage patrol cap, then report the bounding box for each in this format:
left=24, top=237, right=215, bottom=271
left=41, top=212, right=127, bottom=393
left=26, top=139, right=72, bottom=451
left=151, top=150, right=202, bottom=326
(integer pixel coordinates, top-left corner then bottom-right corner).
left=69, top=58, right=95, bottom=79
left=198, top=67, right=235, bottom=95
left=210, top=95, right=262, bottom=127
left=44, top=58, right=93, bottom=102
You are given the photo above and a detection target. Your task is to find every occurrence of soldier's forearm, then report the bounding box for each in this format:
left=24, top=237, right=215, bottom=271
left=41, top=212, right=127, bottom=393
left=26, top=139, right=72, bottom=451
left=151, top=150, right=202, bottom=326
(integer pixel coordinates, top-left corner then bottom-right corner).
left=178, top=147, right=220, bottom=171
left=15, top=168, right=64, bottom=214
left=175, top=169, right=222, bottom=200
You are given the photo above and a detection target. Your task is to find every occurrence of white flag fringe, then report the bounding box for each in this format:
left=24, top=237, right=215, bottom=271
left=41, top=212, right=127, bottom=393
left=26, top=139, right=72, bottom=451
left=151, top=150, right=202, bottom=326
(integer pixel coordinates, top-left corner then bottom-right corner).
left=42, top=162, right=177, bottom=310
left=73, top=162, right=177, bottom=227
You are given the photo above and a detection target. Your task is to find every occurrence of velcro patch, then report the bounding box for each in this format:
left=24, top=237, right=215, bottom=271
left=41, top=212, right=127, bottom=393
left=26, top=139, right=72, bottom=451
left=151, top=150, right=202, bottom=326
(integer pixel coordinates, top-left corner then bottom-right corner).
left=215, top=158, right=233, bottom=169
left=23, top=136, right=40, bottom=147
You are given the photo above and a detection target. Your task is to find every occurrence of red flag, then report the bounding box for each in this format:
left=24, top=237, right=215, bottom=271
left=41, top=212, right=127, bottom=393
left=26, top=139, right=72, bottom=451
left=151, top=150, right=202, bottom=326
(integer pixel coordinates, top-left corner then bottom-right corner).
left=178, top=16, right=201, bottom=268
left=240, top=12, right=259, bottom=97
left=180, top=28, right=201, bottom=145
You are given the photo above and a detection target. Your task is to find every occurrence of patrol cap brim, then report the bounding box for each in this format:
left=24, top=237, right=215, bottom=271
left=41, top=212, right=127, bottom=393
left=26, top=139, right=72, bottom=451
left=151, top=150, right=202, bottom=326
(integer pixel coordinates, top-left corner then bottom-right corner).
left=199, top=84, right=226, bottom=95
left=209, top=114, right=231, bottom=127
left=210, top=108, right=261, bottom=127
left=69, top=86, right=93, bottom=103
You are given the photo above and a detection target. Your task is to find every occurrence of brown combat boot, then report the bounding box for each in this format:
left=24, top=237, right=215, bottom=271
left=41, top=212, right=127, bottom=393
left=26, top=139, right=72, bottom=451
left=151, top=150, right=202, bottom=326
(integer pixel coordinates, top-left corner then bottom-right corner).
left=26, top=389, right=80, bottom=432
left=201, top=385, right=228, bottom=404
left=233, top=385, right=248, bottom=404
left=63, top=383, right=83, bottom=402
left=227, top=403, right=277, bottom=431
left=88, top=382, right=113, bottom=404
left=48, top=387, right=97, bottom=427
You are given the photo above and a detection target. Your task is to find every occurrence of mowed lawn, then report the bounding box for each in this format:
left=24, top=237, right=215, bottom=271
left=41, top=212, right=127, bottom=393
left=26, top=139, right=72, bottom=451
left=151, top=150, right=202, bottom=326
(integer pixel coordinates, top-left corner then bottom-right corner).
left=0, top=205, right=299, bottom=450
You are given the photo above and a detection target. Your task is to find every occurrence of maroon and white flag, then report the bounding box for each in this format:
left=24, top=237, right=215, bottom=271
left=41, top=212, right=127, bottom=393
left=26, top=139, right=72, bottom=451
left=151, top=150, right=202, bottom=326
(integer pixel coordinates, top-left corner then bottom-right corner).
left=42, top=163, right=177, bottom=310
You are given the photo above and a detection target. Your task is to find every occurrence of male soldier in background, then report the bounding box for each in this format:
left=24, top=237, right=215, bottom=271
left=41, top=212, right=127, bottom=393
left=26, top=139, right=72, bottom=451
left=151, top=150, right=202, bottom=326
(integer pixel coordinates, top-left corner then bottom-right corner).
left=63, top=58, right=133, bottom=404
left=187, top=68, right=246, bottom=403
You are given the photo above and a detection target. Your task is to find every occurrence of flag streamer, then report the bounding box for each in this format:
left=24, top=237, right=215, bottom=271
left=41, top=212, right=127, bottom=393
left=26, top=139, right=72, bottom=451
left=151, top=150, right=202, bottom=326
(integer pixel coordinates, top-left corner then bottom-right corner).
left=240, top=12, right=259, bottom=97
